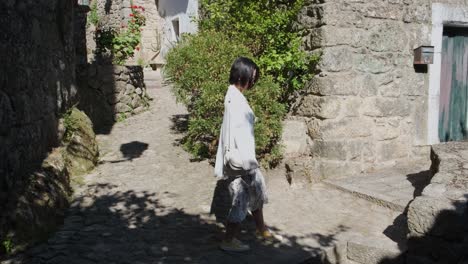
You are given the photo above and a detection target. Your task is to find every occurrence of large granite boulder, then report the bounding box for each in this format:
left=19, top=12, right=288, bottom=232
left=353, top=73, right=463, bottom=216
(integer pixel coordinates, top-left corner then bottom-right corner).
left=407, top=142, right=468, bottom=263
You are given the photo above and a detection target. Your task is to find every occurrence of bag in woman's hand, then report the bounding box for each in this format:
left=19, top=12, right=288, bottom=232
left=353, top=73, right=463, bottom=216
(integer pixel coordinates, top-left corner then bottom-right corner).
left=224, top=143, right=243, bottom=170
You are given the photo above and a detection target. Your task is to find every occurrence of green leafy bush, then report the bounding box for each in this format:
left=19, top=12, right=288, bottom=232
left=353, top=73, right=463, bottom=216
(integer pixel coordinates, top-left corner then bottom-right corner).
left=1, top=237, right=13, bottom=255
left=199, top=0, right=318, bottom=101
left=88, top=0, right=99, bottom=26
left=165, top=31, right=286, bottom=166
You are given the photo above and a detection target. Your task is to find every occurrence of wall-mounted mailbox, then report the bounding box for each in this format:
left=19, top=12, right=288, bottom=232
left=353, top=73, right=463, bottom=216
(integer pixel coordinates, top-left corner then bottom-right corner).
left=414, top=46, right=434, bottom=65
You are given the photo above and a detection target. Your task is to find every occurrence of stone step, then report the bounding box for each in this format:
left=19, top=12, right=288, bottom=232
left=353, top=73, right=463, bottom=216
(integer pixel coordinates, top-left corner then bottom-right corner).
left=323, top=165, right=431, bottom=212
left=347, top=235, right=405, bottom=264
left=322, top=234, right=406, bottom=264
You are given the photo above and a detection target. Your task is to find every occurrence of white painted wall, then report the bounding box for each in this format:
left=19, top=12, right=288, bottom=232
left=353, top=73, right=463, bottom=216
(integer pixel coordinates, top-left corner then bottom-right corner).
left=428, top=3, right=468, bottom=144
left=158, top=0, right=198, bottom=59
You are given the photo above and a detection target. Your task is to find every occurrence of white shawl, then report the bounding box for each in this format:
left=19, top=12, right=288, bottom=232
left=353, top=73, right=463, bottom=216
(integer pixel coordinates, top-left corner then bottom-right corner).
left=214, top=85, right=259, bottom=178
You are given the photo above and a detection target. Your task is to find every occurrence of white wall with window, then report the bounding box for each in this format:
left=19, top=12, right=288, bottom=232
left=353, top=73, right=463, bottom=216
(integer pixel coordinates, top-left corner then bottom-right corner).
left=158, top=0, right=198, bottom=60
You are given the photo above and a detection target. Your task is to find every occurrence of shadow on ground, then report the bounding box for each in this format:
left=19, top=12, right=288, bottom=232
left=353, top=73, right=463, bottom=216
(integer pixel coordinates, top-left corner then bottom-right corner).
left=7, top=183, right=346, bottom=264
left=382, top=170, right=433, bottom=251
left=99, top=141, right=149, bottom=164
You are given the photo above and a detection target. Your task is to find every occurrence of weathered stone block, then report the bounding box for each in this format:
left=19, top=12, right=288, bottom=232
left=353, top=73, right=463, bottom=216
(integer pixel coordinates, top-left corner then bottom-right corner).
left=115, top=81, right=127, bottom=93
left=319, top=46, right=355, bottom=72
left=378, top=80, right=401, bottom=98
left=401, top=71, right=426, bottom=96
left=346, top=140, right=365, bottom=162
left=403, top=4, right=431, bottom=23
left=306, top=118, right=321, bottom=140
left=347, top=236, right=403, bottom=264
left=411, top=145, right=431, bottom=160
left=376, top=139, right=408, bottom=162
left=310, top=140, right=347, bottom=161
left=361, top=2, right=403, bottom=20
left=115, top=102, right=133, bottom=113
left=367, top=21, right=408, bottom=52
left=323, top=5, right=365, bottom=28
left=322, top=26, right=367, bottom=48
left=306, top=74, right=361, bottom=96
left=285, top=157, right=320, bottom=187
left=355, top=53, right=394, bottom=74
left=125, top=83, right=136, bottom=95
left=362, top=142, right=376, bottom=163
left=343, top=97, right=362, bottom=117
left=375, top=118, right=400, bottom=141
left=295, top=95, right=341, bottom=119
left=303, top=28, right=322, bottom=50
left=362, top=97, right=410, bottom=117
left=281, top=119, right=309, bottom=156
left=319, top=117, right=373, bottom=140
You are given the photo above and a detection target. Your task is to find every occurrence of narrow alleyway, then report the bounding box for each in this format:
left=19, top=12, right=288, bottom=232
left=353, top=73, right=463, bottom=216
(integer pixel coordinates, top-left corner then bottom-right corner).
left=2, top=71, right=406, bottom=264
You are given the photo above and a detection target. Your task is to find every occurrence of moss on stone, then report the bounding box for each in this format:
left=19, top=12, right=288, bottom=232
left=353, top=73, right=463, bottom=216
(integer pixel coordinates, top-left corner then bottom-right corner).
left=63, top=108, right=99, bottom=178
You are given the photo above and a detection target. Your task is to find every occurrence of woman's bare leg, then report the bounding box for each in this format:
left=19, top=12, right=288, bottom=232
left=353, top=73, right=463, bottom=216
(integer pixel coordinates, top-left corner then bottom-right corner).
left=252, top=208, right=266, bottom=233
left=224, top=222, right=241, bottom=241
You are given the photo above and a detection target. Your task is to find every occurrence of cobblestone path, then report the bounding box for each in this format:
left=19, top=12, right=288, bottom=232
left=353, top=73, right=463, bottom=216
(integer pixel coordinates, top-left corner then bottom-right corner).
left=2, top=71, right=401, bottom=264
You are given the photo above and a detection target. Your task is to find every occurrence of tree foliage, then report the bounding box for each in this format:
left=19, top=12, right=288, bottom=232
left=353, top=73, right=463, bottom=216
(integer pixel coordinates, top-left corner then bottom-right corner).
left=200, top=0, right=318, bottom=101
left=165, top=0, right=317, bottom=167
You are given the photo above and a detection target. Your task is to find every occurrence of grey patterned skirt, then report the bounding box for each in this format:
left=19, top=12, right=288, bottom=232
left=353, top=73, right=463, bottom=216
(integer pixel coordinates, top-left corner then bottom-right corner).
left=210, top=166, right=268, bottom=223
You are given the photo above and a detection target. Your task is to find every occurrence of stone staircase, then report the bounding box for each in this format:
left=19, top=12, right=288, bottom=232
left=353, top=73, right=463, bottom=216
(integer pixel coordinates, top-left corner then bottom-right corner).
left=317, top=164, right=431, bottom=264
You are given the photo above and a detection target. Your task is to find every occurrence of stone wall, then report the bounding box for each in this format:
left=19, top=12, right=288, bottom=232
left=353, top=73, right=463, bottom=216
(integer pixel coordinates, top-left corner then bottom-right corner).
left=407, top=142, right=468, bottom=263
left=76, top=64, right=150, bottom=134
left=0, top=1, right=101, bottom=254
left=0, top=108, right=99, bottom=255
left=87, top=0, right=163, bottom=65
left=0, top=0, right=77, bottom=213
left=285, top=0, right=468, bottom=182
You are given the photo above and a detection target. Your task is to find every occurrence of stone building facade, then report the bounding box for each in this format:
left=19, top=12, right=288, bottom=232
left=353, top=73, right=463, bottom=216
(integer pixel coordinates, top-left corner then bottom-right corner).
left=284, top=0, right=468, bottom=182
left=88, top=0, right=198, bottom=65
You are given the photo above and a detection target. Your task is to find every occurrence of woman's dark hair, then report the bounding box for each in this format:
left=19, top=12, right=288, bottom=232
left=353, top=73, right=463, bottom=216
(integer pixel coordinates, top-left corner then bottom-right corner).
left=229, top=57, right=260, bottom=89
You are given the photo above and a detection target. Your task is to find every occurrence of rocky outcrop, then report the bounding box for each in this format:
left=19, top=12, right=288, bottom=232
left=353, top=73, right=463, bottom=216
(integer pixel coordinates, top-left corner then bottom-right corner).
left=407, top=142, right=468, bottom=263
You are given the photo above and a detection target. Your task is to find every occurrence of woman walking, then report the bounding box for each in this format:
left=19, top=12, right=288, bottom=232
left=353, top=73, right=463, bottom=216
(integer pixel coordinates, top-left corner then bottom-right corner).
left=214, top=57, right=272, bottom=252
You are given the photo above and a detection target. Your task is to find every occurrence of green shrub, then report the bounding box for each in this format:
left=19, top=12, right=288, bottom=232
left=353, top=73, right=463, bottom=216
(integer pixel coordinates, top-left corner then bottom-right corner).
left=165, top=31, right=285, bottom=166
left=88, top=0, right=99, bottom=26
left=199, top=0, right=318, bottom=101
left=1, top=237, right=13, bottom=255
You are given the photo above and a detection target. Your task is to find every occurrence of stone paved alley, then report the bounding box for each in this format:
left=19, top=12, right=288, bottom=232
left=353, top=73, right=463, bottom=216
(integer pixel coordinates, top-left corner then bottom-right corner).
left=1, top=71, right=424, bottom=264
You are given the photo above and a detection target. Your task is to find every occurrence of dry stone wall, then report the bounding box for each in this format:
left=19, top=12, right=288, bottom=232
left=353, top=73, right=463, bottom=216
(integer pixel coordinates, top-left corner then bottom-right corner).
left=0, top=0, right=77, bottom=212
left=0, top=1, right=101, bottom=254
left=285, top=0, right=468, bottom=183
left=76, top=65, right=150, bottom=134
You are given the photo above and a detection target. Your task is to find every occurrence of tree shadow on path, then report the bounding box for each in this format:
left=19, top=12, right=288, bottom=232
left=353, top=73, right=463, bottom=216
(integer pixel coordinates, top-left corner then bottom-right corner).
left=99, top=141, right=149, bottom=164
left=12, top=183, right=339, bottom=264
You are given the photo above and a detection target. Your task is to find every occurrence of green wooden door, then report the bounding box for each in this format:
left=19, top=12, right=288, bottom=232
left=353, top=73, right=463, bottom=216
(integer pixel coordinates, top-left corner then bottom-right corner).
left=438, top=27, right=468, bottom=142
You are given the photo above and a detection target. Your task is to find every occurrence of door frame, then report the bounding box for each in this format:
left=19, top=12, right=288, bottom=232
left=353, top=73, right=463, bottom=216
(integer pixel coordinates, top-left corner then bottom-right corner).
left=427, top=3, right=468, bottom=144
